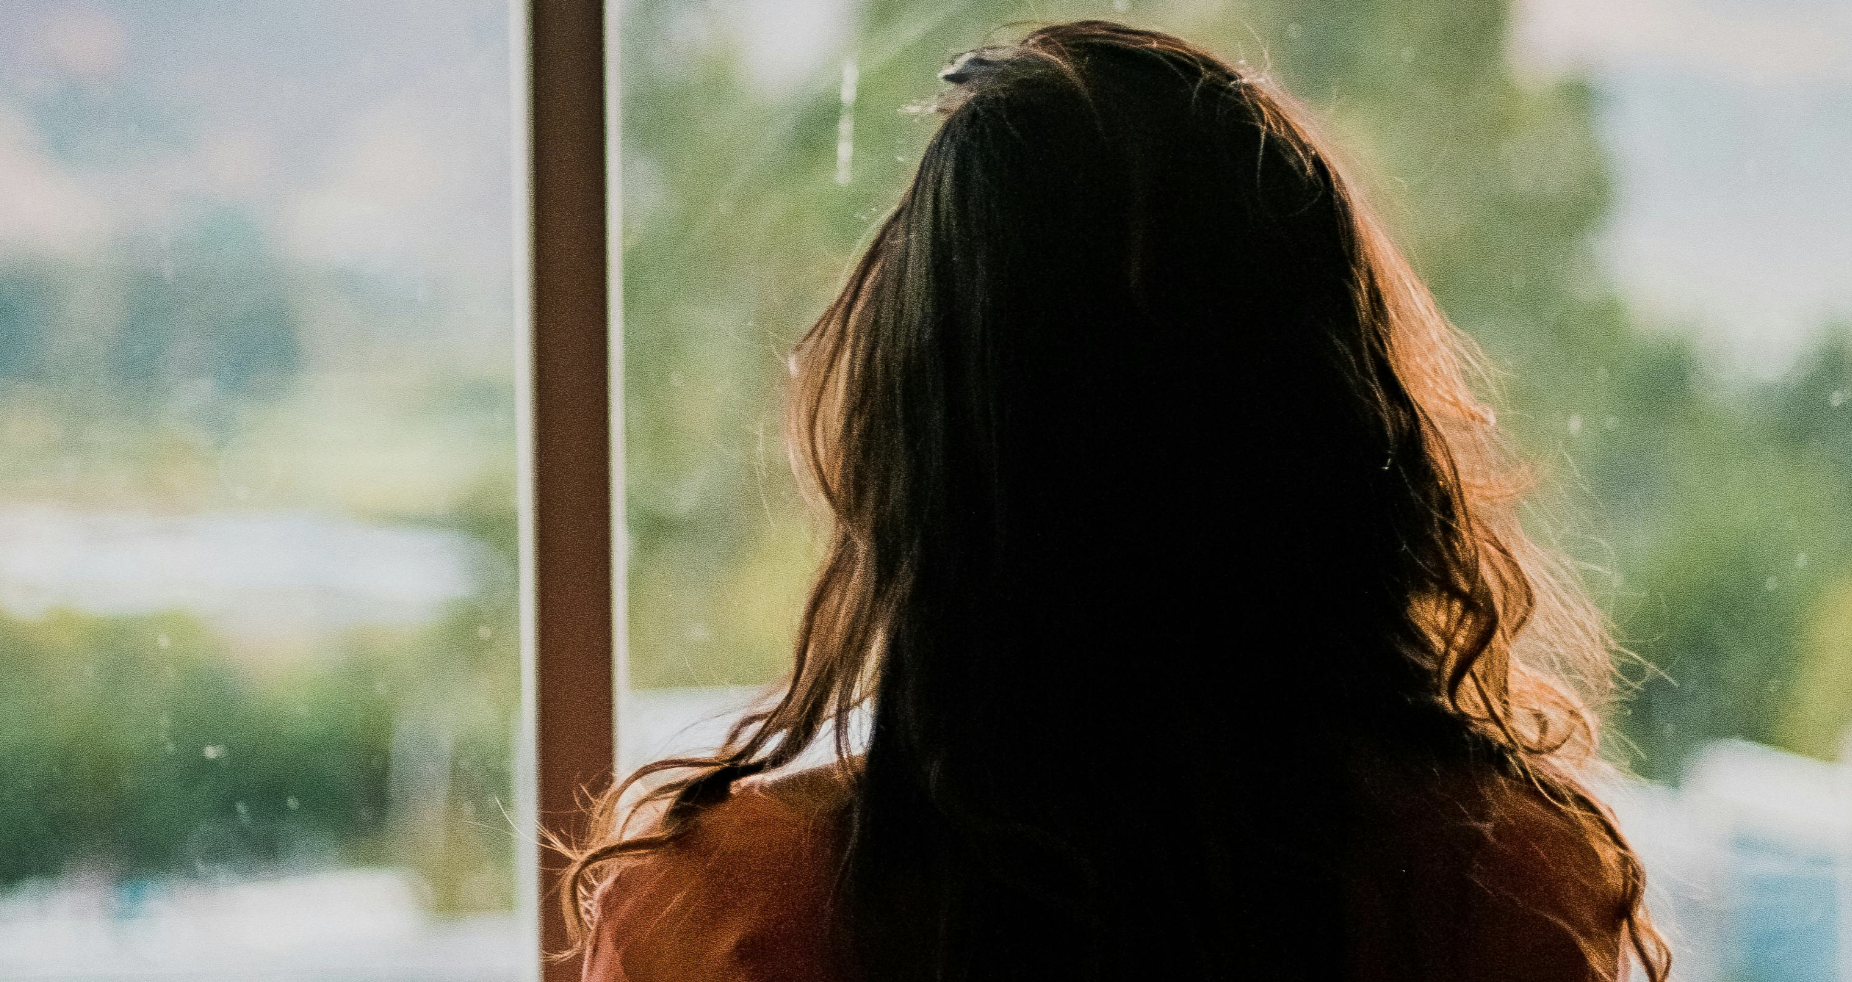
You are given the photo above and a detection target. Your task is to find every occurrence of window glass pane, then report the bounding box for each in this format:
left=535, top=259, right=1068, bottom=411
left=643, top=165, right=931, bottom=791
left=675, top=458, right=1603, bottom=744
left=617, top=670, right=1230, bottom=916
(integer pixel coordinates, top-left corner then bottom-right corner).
left=0, top=2, right=525, bottom=978
left=624, top=0, right=1852, bottom=969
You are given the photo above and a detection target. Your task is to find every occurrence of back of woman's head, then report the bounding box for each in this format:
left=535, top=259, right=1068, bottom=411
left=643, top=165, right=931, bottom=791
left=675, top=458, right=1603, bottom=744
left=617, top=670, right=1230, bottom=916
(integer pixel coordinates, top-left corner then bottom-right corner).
left=570, top=21, right=1666, bottom=982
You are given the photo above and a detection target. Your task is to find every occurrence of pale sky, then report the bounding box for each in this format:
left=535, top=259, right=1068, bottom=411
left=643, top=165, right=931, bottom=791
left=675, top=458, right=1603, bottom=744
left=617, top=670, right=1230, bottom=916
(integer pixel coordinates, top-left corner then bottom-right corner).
left=0, top=0, right=1845, bottom=377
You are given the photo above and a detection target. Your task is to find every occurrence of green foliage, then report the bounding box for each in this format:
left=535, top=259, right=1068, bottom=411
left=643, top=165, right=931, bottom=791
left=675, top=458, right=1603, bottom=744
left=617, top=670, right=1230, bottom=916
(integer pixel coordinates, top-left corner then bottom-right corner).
left=0, top=209, right=303, bottom=410
left=112, top=208, right=303, bottom=400
left=0, top=611, right=381, bottom=884
left=0, top=599, right=520, bottom=910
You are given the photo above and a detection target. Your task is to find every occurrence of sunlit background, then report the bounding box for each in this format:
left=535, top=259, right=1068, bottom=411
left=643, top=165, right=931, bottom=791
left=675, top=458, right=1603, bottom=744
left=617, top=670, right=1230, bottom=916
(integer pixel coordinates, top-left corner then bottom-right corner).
left=1, top=0, right=1849, bottom=979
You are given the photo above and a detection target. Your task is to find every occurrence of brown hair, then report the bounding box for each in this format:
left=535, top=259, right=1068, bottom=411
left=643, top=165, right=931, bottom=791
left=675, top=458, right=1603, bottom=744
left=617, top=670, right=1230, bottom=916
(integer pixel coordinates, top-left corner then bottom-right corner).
left=566, top=21, right=1668, bottom=982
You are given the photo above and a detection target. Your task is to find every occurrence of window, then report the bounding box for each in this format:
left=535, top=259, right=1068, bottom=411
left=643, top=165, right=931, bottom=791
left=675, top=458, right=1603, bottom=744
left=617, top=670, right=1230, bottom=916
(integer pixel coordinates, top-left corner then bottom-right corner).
left=0, top=1, right=533, bottom=978
left=620, top=0, right=1852, bottom=976
left=4, top=0, right=1848, bottom=979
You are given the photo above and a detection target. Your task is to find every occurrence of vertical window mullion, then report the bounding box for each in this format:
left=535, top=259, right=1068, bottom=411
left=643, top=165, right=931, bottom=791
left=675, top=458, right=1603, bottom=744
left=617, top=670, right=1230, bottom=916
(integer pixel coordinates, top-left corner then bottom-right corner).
left=523, top=1, right=618, bottom=979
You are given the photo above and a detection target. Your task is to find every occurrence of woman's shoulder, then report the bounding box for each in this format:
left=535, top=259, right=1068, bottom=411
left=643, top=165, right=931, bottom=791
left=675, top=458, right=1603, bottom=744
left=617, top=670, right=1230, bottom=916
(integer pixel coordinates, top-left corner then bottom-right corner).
left=1356, top=748, right=1632, bottom=980
left=1464, top=768, right=1632, bottom=980
left=1473, top=768, right=1627, bottom=886
left=581, top=764, right=854, bottom=982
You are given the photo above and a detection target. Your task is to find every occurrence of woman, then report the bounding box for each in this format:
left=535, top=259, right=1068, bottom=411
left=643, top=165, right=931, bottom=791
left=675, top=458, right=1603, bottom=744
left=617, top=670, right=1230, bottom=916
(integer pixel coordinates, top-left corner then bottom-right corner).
left=568, top=21, right=1669, bottom=982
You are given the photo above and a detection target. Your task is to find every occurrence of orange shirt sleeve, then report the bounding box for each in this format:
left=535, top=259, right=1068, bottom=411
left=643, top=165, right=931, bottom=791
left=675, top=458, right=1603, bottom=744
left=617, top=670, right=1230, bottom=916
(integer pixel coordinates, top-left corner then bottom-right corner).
left=582, top=787, right=849, bottom=982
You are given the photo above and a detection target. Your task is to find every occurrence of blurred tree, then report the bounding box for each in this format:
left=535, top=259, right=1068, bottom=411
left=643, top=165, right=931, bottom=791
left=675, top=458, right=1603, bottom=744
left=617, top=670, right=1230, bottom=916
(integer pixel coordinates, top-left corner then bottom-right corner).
left=113, top=208, right=303, bottom=402
left=0, top=267, right=53, bottom=379
left=0, top=603, right=519, bottom=911
left=0, top=611, right=391, bottom=885
left=0, top=210, right=302, bottom=410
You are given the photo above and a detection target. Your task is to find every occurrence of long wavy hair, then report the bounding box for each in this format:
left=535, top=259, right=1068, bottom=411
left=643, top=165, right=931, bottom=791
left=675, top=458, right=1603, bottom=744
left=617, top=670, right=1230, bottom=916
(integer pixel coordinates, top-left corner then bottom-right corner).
left=566, top=21, right=1668, bottom=982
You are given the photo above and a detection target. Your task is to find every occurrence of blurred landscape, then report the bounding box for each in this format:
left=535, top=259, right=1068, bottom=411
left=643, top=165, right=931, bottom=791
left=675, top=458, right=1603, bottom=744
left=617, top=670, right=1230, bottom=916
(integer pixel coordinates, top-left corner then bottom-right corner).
left=0, top=0, right=531, bottom=967
left=1, top=0, right=1851, bottom=978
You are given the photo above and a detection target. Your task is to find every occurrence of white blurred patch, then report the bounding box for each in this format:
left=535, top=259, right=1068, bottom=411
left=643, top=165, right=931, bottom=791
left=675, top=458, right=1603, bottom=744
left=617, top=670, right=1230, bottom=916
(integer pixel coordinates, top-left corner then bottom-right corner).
left=38, top=7, right=128, bottom=82
left=197, top=127, right=279, bottom=203
left=0, top=868, right=523, bottom=978
left=1514, top=0, right=1852, bottom=376
left=0, top=506, right=484, bottom=640
left=1513, top=0, right=1852, bottom=84
left=284, top=95, right=462, bottom=272
left=729, top=0, right=855, bottom=94
left=0, top=103, right=111, bottom=259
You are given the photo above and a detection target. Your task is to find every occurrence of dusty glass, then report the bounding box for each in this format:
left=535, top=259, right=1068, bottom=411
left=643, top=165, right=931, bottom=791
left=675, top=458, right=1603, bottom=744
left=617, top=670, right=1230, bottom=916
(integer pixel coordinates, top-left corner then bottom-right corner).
left=0, top=2, right=527, bottom=979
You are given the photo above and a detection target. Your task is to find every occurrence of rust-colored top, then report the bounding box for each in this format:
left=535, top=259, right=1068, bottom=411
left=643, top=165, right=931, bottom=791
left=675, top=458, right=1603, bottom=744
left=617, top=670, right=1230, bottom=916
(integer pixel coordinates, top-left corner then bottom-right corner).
left=583, top=767, right=853, bottom=982
left=583, top=764, right=1629, bottom=982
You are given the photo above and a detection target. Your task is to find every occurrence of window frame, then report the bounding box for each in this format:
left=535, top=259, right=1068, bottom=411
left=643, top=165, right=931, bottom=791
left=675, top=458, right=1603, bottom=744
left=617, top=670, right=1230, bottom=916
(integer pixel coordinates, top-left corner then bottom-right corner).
left=520, top=1, right=620, bottom=979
